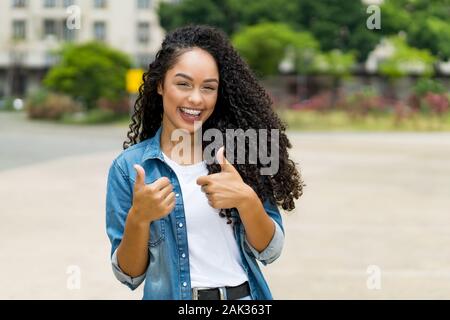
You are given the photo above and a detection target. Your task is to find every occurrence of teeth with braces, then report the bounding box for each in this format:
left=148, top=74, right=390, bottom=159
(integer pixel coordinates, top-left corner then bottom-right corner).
left=180, top=107, right=202, bottom=116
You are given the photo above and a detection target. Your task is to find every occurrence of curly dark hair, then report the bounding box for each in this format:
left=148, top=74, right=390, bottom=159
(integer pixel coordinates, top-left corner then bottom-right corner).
left=124, top=25, right=304, bottom=223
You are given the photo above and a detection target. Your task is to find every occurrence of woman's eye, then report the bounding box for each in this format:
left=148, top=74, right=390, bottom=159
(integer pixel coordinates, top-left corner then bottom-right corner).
left=177, top=83, right=189, bottom=87
left=203, top=87, right=216, bottom=91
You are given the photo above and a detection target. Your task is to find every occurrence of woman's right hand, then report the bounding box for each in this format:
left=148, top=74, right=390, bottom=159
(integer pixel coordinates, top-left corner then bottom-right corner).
left=130, top=164, right=175, bottom=224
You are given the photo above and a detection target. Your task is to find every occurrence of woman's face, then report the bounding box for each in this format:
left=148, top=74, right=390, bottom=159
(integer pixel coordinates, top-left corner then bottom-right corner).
left=158, top=47, right=219, bottom=134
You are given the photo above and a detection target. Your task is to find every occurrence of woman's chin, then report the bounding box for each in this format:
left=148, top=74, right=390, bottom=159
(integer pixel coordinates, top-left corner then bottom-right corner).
left=173, top=122, right=199, bottom=135
left=176, top=120, right=206, bottom=133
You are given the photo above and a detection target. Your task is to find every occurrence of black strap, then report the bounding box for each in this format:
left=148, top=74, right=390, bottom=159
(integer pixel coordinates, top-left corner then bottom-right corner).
left=196, top=282, right=250, bottom=300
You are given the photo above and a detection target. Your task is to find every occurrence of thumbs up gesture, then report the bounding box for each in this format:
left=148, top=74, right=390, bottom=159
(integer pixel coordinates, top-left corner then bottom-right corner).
left=196, top=146, right=255, bottom=210
left=131, top=164, right=175, bottom=224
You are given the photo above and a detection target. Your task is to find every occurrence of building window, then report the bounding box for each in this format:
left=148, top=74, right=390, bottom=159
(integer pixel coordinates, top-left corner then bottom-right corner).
left=62, top=20, right=76, bottom=41
left=94, top=0, right=106, bottom=8
left=137, top=0, right=150, bottom=9
left=94, top=21, right=106, bottom=41
left=43, top=19, right=58, bottom=39
left=63, top=0, right=75, bottom=7
left=12, top=20, right=26, bottom=40
left=44, top=0, right=57, bottom=7
left=12, top=0, right=27, bottom=8
left=137, top=22, right=150, bottom=44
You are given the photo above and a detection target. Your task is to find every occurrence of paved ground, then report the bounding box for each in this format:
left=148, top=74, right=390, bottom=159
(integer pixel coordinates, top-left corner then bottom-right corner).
left=1, top=112, right=449, bottom=299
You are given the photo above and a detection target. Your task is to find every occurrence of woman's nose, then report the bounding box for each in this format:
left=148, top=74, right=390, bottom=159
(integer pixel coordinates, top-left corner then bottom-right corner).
left=188, top=90, right=202, bottom=105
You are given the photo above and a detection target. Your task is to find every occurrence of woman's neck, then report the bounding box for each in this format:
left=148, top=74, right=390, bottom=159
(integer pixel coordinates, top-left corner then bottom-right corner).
left=160, top=124, right=203, bottom=165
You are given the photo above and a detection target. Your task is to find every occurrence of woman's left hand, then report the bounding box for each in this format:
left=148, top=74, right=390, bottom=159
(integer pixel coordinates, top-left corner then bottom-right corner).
left=196, top=147, right=255, bottom=210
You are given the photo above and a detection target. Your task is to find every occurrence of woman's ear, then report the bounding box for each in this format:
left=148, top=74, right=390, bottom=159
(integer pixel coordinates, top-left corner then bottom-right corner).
left=157, top=82, right=163, bottom=95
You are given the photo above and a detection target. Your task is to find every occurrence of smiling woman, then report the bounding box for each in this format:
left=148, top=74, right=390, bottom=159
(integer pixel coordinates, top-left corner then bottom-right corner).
left=105, top=25, right=305, bottom=301
left=157, top=49, right=219, bottom=130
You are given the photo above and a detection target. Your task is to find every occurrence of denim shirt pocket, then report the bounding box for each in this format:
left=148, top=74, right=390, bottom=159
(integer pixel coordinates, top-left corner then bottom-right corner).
left=148, top=218, right=166, bottom=247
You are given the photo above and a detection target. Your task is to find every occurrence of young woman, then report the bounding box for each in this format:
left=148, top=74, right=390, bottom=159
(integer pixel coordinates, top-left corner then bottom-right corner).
left=106, top=25, right=304, bottom=300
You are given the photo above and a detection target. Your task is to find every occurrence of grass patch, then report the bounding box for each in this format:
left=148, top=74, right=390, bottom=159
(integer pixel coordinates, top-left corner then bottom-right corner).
left=277, top=109, right=450, bottom=132
left=60, top=109, right=130, bottom=125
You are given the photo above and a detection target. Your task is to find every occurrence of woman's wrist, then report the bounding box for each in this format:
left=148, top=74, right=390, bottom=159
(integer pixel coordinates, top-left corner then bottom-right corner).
left=236, top=184, right=259, bottom=214
left=128, top=206, right=151, bottom=228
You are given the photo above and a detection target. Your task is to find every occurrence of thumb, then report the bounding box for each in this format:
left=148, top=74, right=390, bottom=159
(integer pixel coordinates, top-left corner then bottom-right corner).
left=133, top=164, right=146, bottom=190
left=216, top=146, right=233, bottom=172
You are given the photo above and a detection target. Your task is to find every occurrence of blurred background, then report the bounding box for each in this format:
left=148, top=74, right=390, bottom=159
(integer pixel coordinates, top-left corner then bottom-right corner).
left=0, top=0, right=449, bottom=299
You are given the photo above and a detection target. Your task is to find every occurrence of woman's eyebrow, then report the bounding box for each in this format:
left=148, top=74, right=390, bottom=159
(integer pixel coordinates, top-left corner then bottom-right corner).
left=174, top=73, right=219, bottom=84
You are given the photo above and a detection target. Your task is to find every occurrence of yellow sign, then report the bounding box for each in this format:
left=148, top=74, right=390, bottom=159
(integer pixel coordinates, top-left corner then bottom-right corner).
left=126, top=69, right=144, bottom=94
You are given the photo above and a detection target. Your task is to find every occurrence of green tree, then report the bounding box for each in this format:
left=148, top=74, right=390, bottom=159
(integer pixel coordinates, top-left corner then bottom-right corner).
left=378, top=36, right=436, bottom=78
left=158, top=0, right=240, bottom=35
left=311, top=50, right=356, bottom=76
left=158, top=0, right=449, bottom=64
left=232, top=23, right=319, bottom=77
left=296, top=0, right=381, bottom=62
left=381, top=0, right=450, bottom=59
left=410, top=17, right=450, bottom=60
left=158, top=0, right=381, bottom=62
left=44, top=42, right=131, bottom=109
left=378, top=36, right=436, bottom=99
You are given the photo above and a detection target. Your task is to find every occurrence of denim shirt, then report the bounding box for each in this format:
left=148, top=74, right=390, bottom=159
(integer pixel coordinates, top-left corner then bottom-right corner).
left=105, top=126, right=285, bottom=300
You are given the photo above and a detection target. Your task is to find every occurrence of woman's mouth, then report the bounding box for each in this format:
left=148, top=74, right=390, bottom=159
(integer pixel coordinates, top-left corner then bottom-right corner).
left=178, top=106, right=203, bottom=123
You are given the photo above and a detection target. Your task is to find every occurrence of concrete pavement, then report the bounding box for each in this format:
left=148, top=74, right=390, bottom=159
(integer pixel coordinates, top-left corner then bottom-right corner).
left=1, top=112, right=449, bottom=299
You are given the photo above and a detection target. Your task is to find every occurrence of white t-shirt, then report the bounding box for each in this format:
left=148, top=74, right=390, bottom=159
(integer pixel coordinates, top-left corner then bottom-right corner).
left=162, top=152, right=249, bottom=288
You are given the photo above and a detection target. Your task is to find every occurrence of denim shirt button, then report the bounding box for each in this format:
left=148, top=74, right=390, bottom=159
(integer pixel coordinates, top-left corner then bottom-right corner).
left=181, top=253, right=186, bottom=258
left=182, top=282, right=187, bottom=287
left=175, top=193, right=180, bottom=197
left=178, top=222, right=183, bottom=228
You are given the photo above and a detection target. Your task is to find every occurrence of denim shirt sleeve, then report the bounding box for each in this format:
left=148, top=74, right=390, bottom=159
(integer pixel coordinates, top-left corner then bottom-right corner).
left=243, top=198, right=285, bottom=265
left=106, top=159, right=146, bottom=290
left=111, top=248, right=146, bottom=290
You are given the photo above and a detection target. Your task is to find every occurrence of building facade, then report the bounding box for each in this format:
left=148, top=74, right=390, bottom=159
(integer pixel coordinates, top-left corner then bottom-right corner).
left=0, top=0, right=166, bottom=97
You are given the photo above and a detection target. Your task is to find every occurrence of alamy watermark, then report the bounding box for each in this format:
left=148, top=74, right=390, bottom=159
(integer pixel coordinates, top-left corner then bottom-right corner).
left=66, top=5, right=81, bottom=30
left=366, top=265, right=382, bottom=290
left=169, top=121, right=280, bottom=175
left=66, top=265, right=81, bottom=290
left=366, top=5, right=381, bottom=30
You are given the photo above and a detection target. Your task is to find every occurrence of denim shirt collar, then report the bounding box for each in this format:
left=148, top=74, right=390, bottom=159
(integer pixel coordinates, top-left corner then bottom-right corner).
left=141, top=125, right=164, bottom=163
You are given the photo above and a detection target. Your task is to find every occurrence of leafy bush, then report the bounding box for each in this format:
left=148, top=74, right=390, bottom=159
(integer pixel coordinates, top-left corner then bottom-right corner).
left=378, top=36, right=436, bottom=78
left=408, top=78, right=449, bottom=115
left=26, top=91, right=83, bottom=120
left=413, top=78, right=445, bottom=97
left=342, top=89, right=392, bottom=116
left=27, top=88, right=49, bottom=107
left=232, top=23, right=319, bottom=77
left=44, top=42, right=132, bottom=109
left=421, top=92, right=449, bottom=115
left=290, top=92, right=332, bottom=112
left=97, top=97, right=131, bottom=115
left=393, top=100, right=414, bottom=123
left=0, top=97, right=15, bottom=111
left=311, top=50, right=356, bottom=76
